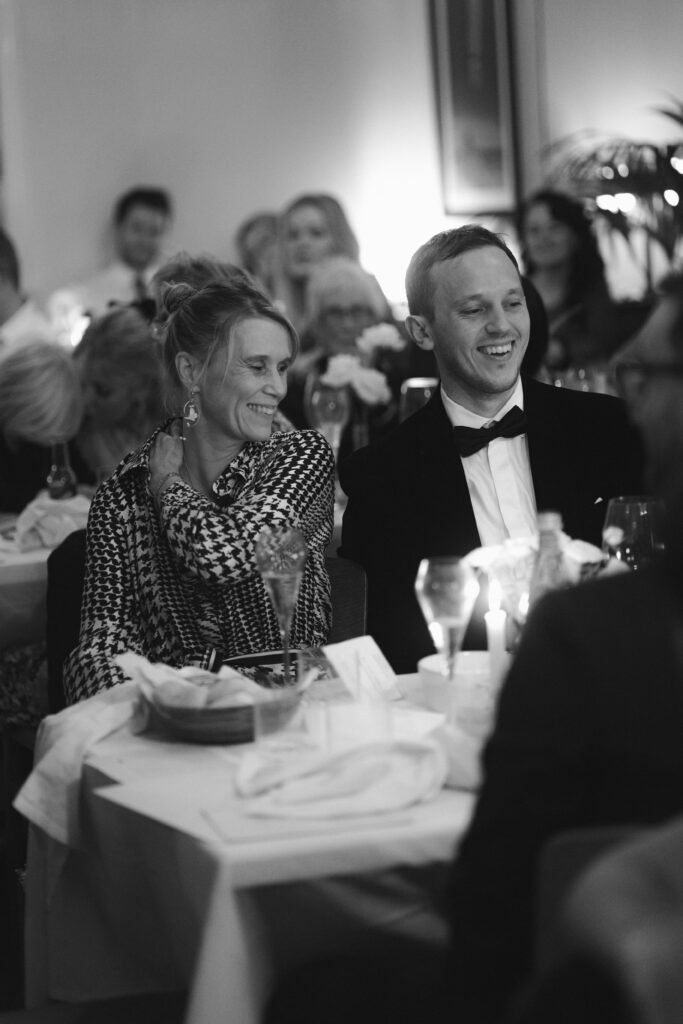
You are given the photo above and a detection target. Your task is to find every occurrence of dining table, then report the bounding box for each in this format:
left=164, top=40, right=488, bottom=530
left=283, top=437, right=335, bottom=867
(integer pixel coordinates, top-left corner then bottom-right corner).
left=22, top=677, right=478, bottom=1024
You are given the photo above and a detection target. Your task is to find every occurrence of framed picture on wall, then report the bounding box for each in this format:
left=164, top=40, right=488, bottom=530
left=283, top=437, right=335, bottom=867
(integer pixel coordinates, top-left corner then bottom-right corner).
left=430, top=0, right=519, bottom=215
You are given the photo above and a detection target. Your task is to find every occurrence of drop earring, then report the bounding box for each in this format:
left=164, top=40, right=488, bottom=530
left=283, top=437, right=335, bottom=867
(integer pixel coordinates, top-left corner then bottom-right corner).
left=183, top=386, right=200, bottom=428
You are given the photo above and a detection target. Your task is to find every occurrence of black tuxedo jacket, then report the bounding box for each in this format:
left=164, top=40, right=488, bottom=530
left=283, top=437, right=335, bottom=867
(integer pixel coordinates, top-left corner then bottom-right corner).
left=448, top=565, right=683, bottom=1023
left=339, top=377, right=644, bottom=672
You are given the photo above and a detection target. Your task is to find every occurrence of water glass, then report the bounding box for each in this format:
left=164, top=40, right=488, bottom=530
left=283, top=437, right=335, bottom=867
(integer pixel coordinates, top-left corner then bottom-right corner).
left=399, top=377, right=439, bottom=422
left=602, top=496, right=666, bottom=571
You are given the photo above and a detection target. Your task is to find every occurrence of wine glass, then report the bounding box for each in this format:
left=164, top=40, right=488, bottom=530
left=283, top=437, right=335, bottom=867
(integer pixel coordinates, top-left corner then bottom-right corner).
left=254, top=526, right=309, bottom=685
left=601, top=496, right=666, bottom=571
left=398, top=377, right=439, bottom=422
left=414, top=557, right=480, bottom=681
left=303, top=378, right=352, bottom=463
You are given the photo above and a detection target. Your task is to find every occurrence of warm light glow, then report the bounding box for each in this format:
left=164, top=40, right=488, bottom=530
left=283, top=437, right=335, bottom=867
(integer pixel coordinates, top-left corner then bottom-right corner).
left=615, top=192, right=637, bottom=214
left=671, top=156, right=683, bottom=174
left=601, top=166, right=615, bottom=179
left=69, top=313, right=90, bottom=347
left=664, top=189, right=680, bottom=207
left=428, top=621, right=443, bottom=649
left=518, top=592, right=530, bottom=621
left=617, top=163, right=630, bottom=177
left=596, top=194, right=619, bottom=213
left=488, top=578, right=502, bottom=614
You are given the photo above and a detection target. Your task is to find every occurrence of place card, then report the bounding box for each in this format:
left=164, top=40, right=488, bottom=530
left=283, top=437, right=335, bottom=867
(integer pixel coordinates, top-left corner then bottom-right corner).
left=322, top=635, right=402, bottom=702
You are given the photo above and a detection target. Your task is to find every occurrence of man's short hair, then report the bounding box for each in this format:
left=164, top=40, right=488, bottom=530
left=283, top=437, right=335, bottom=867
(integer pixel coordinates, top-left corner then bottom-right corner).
left=0, top=230, right=20, bottom=291
left=114, top=187, right=173, bottom=226
left=405, top=224, right=520, bottom=321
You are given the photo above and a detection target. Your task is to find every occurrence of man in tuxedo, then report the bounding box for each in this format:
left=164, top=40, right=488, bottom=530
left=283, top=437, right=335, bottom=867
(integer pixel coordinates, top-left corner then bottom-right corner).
left=339, top=225, right=643, bottom=673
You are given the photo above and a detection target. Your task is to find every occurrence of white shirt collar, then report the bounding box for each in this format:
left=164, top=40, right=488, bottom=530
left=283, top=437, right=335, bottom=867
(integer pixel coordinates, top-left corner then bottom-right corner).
left=441, top=377, right=525, bottom=429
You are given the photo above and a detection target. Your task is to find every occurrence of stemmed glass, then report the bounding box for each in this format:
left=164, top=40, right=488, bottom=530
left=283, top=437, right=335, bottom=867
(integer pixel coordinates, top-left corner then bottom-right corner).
left=414, top=557, right=480, bottom=681
left=303, top=378, right=352, bottom=464
left=254, top=526, right=308, bottom=686
left=601, top=496, right=666, bottom=571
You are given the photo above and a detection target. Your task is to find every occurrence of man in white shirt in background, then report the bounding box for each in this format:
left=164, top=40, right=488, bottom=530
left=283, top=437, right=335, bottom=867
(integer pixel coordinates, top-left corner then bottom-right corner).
left=340, top=224, right=644, bottom=672
left=48, top=186, right=172, bottom=341
left=0, top=230, right=59, bottom=352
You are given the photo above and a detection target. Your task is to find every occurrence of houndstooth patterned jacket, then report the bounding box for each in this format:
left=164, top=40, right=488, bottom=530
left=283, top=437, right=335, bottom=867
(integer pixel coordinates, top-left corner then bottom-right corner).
left=64, top=423, right=335, bottom=703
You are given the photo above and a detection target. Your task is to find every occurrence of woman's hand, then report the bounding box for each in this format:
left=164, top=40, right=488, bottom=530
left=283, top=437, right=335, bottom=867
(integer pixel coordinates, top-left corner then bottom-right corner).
left=149, top=431, right=184, bottom=499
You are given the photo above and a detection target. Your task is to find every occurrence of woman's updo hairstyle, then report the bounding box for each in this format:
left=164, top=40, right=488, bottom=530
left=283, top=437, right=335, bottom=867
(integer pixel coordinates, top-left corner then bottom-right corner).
left=158, top=278, right=298, bottom=413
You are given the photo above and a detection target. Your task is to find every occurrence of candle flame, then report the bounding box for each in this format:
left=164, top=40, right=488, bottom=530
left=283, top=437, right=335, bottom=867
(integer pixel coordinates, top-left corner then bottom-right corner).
left=518, top=592, right=530, bottom=620
left=488, top=578, right=502, bottom=613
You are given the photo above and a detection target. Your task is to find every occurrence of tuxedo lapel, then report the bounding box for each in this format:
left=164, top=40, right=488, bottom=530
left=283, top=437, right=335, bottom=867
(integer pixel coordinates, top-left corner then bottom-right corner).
left=524, top=378, right=580, bottom=519
left=412, top=394, right=480, bottom=556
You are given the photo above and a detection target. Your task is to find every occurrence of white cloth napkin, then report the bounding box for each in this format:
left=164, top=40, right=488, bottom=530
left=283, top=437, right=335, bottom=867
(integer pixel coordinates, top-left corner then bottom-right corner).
left=13, top=681, right=144, bottom=847
left=235, top=739, right=448, bottom=819
left=14, top=489, right=91, bottom=551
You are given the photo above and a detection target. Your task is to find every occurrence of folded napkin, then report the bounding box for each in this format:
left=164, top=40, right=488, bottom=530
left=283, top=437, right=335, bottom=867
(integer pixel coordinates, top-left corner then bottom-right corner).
left=14, top=489, right=91, bottom=552
left=235, top=739, right=448, bottom=819
left=13, top=681, right=144, bottom=847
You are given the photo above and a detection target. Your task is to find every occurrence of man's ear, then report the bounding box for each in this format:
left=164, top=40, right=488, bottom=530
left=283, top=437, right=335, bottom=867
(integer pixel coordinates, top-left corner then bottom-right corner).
left=405, top=314, right=434, bottom=351
left=175, top=351, right=201, bottom=390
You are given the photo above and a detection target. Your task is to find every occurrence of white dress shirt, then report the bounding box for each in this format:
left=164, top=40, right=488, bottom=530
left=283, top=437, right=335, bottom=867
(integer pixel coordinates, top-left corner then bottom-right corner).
left=442, top=378, right=537, bottom=546
left=0, top=298, right=59, bottom=351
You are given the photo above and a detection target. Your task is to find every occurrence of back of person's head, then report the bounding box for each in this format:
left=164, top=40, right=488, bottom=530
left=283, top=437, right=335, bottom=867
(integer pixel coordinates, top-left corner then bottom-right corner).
left=306, top=256, right=387, bottom=325
left=113, top=186, right=173, bottom=226
left=520, top=189, right=605, bottom=298
left=0, top=229, right=20, bottom=292
left=73, top=306, right=163, bottom=431
left=235, top=213, right=279, bottom=278
left=158, top=279, right=298, bottom=412
left=151, top=252, right=253, bottom=307
left=406, top=224, right=520, bottom=320
left=0, top=340, right=83, bottom=447
left=281, top=194, right=360, bottom=263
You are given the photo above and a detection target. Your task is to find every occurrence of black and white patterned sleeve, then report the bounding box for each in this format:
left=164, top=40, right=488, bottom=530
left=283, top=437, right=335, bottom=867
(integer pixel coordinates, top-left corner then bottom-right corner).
left=63, top=482, right=145, bottom=703
left=158, top=430, right=335, bottom=586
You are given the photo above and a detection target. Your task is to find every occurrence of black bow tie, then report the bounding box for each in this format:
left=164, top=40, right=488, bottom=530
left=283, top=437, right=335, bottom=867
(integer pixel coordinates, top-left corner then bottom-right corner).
left=453, top=405, right=528, bottom=457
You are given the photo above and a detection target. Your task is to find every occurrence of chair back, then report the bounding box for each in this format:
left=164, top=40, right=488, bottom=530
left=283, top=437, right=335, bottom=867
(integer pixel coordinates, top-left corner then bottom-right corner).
left=325, top=556, right=367, bottom=643
left=46, top=527, right=87, bottom=713
left=535, top=826, right=641, bottom=973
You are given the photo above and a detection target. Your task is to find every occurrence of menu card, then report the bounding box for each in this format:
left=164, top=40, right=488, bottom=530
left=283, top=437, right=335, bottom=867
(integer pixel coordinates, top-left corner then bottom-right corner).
left=322, top=635, right=402, bottom=702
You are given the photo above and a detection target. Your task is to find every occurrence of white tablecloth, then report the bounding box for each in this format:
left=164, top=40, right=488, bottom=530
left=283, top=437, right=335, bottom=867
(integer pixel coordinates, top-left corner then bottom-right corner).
left=24, top=700, right=475, bottom=1024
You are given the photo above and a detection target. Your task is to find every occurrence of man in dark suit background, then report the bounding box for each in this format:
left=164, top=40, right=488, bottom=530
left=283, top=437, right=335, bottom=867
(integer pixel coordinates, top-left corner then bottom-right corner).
left=340, top=225, right=643, bottom=673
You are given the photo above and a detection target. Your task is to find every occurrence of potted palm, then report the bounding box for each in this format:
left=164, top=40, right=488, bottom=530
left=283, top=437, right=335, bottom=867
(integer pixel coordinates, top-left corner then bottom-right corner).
left=546, top=97, right=683, bottom=294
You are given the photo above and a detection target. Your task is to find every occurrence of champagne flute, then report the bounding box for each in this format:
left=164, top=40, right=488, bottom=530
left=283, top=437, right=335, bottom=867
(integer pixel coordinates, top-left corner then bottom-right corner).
left=414, top=557, right=480, bottom=681
left=303, top=378, right=352, bottom=463
left=601, top=496, right=666, bottom=571
left=254, top=526, right=308, bottom=685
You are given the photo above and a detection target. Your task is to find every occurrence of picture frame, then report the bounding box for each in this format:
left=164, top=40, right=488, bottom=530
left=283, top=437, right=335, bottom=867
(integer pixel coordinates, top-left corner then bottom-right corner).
left=430, top=0, right=519, bottom=216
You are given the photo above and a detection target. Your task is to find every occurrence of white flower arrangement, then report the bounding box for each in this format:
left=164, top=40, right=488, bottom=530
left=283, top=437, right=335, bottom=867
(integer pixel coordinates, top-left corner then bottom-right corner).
left=355, top=322, right=405, bottom=356
left=320, top=354, right=392, bottom=406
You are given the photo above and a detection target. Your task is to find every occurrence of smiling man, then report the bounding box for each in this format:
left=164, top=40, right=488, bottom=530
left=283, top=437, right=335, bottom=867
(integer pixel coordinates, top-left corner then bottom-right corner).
left=339, top=225, right=643, bottom=672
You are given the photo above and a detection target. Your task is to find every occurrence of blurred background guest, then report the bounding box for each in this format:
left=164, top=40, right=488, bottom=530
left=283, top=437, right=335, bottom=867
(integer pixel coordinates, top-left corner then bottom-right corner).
left=281, top=256, right=405, bottom=457
left=48, top=186, right=173, bottom=339
left=519, top=189, right=620, bottom=373
left=275, top=192, right=363, bottom=333
left=0, top=230, right=58, bottom=352
left=0, top=340, right=87, bottom=513
left=234, top=211, right=279, bottom=296
left=64, top=278, right=334, bottom=703
left=72, top=306, right=165, bottom=482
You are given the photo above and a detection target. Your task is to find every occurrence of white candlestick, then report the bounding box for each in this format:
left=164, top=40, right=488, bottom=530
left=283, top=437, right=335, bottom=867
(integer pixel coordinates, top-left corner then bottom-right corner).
left=485, top=580, right=509, bottom=692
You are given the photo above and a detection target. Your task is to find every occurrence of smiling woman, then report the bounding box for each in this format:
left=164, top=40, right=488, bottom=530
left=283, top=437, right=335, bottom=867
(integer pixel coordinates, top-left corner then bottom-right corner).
left=64, top=277, right=335, bottom=703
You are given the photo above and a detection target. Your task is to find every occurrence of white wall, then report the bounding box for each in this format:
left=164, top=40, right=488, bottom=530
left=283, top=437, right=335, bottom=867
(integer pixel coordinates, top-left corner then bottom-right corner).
left=1, top=0, right=682, bottom=304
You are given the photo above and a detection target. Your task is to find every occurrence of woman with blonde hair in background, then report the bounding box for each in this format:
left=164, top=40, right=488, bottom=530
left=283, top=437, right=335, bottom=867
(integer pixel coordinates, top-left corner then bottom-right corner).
left=0, top=340, right=87, bottom=512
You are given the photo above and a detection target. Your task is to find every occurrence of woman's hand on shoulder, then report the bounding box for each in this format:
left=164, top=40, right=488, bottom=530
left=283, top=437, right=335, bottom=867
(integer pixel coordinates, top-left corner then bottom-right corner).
left=149, top=430, right=184, bottom=498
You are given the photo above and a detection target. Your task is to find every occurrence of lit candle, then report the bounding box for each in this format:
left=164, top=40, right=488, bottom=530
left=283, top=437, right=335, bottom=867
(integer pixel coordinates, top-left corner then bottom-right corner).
left=485, top=578, right=509, bottom=692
